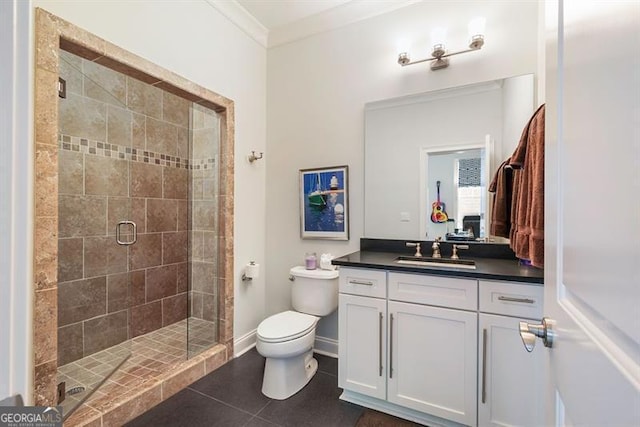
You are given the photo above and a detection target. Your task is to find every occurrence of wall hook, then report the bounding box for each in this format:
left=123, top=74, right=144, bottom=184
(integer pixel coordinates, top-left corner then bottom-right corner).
left=248, top=151, right=263, bottom=163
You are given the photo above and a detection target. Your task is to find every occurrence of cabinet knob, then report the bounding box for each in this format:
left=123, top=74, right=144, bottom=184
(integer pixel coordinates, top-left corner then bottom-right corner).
left=519, top=317, right=555, bottom=352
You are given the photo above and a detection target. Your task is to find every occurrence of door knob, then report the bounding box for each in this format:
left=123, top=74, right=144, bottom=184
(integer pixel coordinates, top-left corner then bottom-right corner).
left=519, top=317, right=555, bottom=352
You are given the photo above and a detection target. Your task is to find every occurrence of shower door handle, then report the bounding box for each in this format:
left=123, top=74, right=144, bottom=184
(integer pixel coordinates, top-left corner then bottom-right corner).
left=116, top=221, right=137, bottom=245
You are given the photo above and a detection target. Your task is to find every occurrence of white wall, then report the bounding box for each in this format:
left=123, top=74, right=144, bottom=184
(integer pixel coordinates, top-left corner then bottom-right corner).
left=29, top=0, right=268, bottom=352
left=266, top=0, right=539, bottom=341
left=502, top=74, right=536, bottom=161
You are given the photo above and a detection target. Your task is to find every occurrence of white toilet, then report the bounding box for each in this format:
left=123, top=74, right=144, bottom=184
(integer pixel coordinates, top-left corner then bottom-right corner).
left=256, top=266, right=339, bottom=400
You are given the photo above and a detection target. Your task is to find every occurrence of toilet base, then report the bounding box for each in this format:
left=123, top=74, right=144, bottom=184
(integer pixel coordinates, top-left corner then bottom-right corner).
left=261, top=349, right=318, bottom=400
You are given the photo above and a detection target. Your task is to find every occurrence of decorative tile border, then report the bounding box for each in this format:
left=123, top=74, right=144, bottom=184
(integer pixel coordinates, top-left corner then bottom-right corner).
left=58, top=134, right=216, bottom=170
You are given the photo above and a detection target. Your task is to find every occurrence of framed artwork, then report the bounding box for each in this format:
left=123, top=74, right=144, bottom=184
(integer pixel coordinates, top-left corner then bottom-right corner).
left=299, top=165, right=349, bottom=240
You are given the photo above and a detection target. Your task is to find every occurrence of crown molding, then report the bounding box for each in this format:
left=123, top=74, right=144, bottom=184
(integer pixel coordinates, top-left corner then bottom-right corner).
left=206, top=0, right=418, bottom=50
left=365, top=79, right=504, bottom=111
left=205, top=0, right=268, bottom=48
left=268, top=0, right=420, bottom=48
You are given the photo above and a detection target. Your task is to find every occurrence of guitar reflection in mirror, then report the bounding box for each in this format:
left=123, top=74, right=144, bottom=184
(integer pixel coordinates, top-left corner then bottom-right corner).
left=431, top=180, right=449, bottom=223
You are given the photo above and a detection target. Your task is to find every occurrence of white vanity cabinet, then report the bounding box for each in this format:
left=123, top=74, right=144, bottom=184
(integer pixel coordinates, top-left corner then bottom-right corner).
left=338, top=267, right=479, bottom=426
left=338, top=267, right=544, bottom=427
left=338, top=293, right=387, bottom=399
left=388, top=300, right=477, bottom=425
left=387, top=273, right=478, bottom=426
left=338, top=268, right=387, bottom=399
left=478, top=281, right=545, bottom=427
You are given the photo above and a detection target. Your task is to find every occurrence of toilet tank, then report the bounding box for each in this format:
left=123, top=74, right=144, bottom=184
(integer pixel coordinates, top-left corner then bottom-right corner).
left=290, top=266, right=339, bottom=316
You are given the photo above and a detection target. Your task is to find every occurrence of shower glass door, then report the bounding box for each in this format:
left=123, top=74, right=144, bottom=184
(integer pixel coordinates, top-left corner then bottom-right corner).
left=187, top=103, right=220, bottom=357
left=56, top=47, right=222, bottom=420
left=57, top=50, right=134, bottom=417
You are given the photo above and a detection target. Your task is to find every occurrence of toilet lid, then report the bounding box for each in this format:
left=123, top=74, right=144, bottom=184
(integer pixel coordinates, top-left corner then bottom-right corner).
left=257, top=311, right=317, bottom=343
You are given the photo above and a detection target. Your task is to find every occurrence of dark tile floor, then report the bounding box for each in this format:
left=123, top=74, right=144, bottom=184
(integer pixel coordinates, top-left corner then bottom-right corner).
left=126, top=348, right=367, bottom=426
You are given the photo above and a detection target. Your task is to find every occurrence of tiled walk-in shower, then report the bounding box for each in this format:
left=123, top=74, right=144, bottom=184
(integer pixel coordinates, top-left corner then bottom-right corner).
left=32, top=10, right=235, bottom=424
left=55, top=45, right=222, bottom=419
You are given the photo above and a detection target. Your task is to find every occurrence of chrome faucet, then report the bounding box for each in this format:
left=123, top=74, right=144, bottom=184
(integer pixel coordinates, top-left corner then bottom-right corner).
left=451, top=244, right=469, bottom=260
left=406, top=242, right=422, bottom=257
left=431, top=238, right=442, bottom=258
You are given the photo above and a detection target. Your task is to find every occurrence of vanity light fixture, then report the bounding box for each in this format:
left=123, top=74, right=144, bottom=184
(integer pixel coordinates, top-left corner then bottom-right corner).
left=398, top=17, right=486, bottom=71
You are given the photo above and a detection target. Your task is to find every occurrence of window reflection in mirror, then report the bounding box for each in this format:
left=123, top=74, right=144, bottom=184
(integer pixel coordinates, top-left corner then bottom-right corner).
left=422, top=145, right=490, bottom=241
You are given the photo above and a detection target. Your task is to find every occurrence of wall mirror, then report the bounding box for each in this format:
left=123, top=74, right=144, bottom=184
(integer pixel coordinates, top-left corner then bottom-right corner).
left=364, top=74, right=534, bottom=242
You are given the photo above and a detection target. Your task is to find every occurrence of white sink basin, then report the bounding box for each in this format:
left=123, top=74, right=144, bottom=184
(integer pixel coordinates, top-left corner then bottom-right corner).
left=395, top=256, right=476, bottom=270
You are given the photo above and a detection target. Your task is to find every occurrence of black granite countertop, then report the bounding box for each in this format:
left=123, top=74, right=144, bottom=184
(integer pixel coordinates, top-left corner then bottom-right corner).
left=332, top=250, right=544, bottom=284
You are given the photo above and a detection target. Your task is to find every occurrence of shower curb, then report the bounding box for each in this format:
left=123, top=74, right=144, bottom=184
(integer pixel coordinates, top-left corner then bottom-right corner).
left=63, top=344, right=228, bottom=426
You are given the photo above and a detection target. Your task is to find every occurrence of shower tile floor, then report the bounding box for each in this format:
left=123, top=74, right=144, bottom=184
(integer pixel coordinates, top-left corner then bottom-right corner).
left=58, top=318, right=216, bottom=416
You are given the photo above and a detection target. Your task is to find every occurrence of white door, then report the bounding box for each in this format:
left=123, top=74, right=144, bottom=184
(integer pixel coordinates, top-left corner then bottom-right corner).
left=388, top=301, right=477, bottom=426
left=542, top=1, right=640, bottom=425
left=338, top=294, right=387, bottom=399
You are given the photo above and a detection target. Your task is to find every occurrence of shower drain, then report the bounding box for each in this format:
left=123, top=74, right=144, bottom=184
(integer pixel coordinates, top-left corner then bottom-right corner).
left=67, top=386, right=86, bottom=395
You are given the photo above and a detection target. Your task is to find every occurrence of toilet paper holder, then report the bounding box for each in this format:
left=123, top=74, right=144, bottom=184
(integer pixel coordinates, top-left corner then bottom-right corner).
left=242, top=261, right=259, bottom=281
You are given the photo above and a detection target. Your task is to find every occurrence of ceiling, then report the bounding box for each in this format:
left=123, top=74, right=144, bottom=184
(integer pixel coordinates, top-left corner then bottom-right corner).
left=212, top=0, right=418, bottom=48
left=236, top=0, right=352, bottom=30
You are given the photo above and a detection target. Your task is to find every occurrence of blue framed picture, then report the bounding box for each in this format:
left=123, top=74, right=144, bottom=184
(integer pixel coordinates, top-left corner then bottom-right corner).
left=299, top=165, right=349, bottom=240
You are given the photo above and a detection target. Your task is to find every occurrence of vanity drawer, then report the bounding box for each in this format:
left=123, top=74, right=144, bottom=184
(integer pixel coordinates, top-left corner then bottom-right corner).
left=339, top=267, right=387, bottom=298
left=479, top=280, right=543, bottom=319
left=388, top=272, right=478, bottom=310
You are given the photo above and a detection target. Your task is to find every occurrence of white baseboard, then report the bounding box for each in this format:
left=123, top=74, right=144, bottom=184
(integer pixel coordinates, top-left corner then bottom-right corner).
left=233, top=329, right=257, bottom=357
left=234, top=330, right=338, bottom=359
left=314, top=335, right=338, bottom=358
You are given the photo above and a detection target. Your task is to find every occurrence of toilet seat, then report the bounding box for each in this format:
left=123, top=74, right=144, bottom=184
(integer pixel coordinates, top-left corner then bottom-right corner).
left=257, top=311, right=317, bottom=343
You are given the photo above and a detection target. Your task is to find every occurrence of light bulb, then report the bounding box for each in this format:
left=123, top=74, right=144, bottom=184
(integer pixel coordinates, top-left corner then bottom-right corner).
left=430, top=27, right=447, bottom=48
left=396, top=37, right=412, bottom=55
left=397, top=37, right=412, bottom=65
left=468, top=16, right=486, bottom=38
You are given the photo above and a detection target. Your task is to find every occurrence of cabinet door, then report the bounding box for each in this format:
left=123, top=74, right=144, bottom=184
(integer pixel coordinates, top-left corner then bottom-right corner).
left=478, top=313, right=544, bottom=427
left=388, top=301, right=477, bottom=426
left=338, top=294, right=386, bottom=399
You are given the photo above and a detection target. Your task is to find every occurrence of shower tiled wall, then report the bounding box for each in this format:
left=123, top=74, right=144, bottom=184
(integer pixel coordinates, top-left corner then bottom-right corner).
left=189, top=104, right=220, bottom=325
left=57, top=51, right=219, bottom=366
